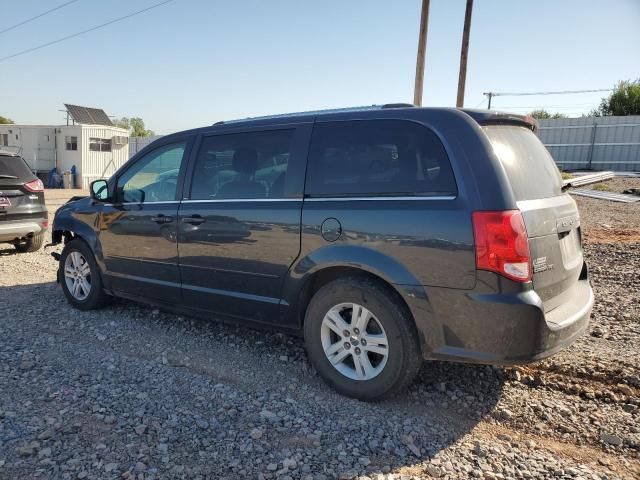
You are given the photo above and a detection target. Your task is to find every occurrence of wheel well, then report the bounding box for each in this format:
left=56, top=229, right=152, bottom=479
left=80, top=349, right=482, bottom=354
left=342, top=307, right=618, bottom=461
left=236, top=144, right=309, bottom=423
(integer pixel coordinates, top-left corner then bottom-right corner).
left=297, top=266, right=415, bottom=330
left=55, top=229, right=85, bottom=246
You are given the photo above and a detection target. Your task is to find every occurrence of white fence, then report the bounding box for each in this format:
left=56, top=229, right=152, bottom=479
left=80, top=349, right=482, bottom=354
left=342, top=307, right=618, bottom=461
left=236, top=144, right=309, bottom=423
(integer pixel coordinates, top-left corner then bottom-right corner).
left=128, top=135, right=165, bottom=158
left=537, top=115, right=640, bottom=171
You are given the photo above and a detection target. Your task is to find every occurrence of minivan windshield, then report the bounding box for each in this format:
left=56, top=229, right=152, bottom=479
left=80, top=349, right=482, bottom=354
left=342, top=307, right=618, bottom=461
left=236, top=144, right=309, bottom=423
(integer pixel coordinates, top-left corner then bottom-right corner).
left=483, top=125, right=563, bottom=201
left=0, top=155, right=33, bottom=180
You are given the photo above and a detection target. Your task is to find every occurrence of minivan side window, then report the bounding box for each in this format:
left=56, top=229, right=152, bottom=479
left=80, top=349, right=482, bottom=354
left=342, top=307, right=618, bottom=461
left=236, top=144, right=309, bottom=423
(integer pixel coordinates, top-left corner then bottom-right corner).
left=306, top=120, right=456, bottom=197
left=190, top=129, right=295, bottom=200
left=116, top=142, right=187, bottom=203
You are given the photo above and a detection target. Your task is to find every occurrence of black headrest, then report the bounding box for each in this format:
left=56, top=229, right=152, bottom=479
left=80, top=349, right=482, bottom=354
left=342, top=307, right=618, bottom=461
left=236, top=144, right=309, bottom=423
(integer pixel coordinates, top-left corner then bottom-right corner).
left=232, top=147, right=258, bottom=174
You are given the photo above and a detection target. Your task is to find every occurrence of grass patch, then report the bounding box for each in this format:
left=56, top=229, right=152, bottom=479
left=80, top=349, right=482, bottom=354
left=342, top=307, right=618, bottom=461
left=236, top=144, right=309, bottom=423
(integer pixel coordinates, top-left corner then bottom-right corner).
left=592, top=182, right=612, bottom=191
left=560, top=171, right=573, bottom=180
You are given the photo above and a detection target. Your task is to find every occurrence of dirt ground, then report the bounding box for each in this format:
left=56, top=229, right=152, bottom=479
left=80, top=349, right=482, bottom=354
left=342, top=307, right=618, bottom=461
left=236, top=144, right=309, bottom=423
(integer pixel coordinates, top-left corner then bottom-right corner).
left=0, top=180, right=638, bottom=479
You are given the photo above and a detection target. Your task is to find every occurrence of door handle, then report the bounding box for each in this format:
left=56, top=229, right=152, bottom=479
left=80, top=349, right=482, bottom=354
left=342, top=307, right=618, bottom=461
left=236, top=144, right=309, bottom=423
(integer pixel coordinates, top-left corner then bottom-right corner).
left=181, top=215, right=205, bottom=225
left=151, top=215, right=173, bottom=224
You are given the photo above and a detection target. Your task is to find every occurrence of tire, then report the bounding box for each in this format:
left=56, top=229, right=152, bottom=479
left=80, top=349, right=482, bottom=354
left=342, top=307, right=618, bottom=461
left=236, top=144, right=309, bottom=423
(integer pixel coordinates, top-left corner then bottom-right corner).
left=304, top=276, right=422, bottom=401
left=14, top=232, right=45, bottom=253
left=59, top=238, right=112, bottom=310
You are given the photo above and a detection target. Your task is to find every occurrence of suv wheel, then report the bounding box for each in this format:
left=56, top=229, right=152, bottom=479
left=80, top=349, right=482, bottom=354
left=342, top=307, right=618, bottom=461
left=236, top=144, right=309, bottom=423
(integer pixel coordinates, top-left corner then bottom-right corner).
left=14, top=232, right=45, bottom=253
left=304, top=277, right=422, bottom=401
left=59, top=239, right=111, bottom=310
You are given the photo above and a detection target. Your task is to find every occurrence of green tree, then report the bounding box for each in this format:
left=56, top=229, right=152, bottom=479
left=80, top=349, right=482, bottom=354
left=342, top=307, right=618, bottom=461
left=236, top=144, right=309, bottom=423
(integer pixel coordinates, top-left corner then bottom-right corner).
left=112, top=117, right=130, bottom=130
left=529, top=109, right=567, bottom=119
left=591, top=79, right=640, bottom=116
left=112, top=116, right=154, bottom=137
left=0, top=115, right=14, bottom=124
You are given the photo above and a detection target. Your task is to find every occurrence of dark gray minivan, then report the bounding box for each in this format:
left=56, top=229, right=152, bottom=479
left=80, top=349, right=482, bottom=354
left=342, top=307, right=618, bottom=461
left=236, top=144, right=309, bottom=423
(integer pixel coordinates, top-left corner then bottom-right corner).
left=52, top=106, right=593, bottom=400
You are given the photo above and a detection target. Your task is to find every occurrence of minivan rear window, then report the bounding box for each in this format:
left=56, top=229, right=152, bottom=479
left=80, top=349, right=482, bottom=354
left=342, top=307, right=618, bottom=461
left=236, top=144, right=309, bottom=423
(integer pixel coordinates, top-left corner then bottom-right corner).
left=0, top=155, right=33, bottom=180
left=483, top=125, right=563, bottom=201
left=306, top=120, right=457, bottom=197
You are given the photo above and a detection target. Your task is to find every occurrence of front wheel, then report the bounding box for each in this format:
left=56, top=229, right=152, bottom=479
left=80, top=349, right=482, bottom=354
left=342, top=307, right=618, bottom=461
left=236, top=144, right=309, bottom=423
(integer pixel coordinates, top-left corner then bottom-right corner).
left=304, top=277, right=422, bottom=401
left=59, top=239, right=111, bottom=310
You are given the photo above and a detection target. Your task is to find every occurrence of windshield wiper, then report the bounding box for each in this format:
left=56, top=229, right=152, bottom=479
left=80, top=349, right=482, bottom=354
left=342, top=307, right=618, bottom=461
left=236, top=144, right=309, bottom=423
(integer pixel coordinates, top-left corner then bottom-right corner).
left=0, top=174, right=18, bottom=179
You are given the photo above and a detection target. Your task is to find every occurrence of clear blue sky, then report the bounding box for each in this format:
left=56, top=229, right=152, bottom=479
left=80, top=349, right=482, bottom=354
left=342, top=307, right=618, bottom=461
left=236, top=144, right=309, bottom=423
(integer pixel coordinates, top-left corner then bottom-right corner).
left=1, top=0, right=639, bottom=134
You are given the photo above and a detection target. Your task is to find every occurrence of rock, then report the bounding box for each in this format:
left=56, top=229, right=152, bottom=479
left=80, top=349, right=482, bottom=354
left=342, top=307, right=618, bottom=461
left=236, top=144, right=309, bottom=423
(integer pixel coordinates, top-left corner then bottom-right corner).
left=104, top=462, right=118, bottom=472
left=266, top=463, right=278, bottom=471
left=37, top=429, right=54, bottom=440
left=16, top=442, right=39, bottom=456
left=283, top=458, right=297, bottom=469
left=600, top=433, right=623, bottom=446
left=134, top=424, right=147, bottom=435
left=250, top=428, right=263, bottom=440
left=358, top=456, right=371, bottom=466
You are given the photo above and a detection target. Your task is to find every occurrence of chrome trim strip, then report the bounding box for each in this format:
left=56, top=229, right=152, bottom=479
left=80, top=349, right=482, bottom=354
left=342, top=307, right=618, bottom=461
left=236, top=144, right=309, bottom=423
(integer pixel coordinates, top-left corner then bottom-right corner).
left=181, top=198, right=302, bottom=203
left=103, top=201, right=181, bottom=206
left=103, top=196, right=456, bottom=205
left=304, top=195, right=456, bottom=202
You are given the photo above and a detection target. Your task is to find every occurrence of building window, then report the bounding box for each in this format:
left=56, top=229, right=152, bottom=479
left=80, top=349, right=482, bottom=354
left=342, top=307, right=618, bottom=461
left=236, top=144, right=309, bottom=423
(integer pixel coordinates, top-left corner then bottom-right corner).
left=89, top=138, right=112, bottom=152
left=0, top=134, right=8, bottom=146
left=65, top=136, right=78, bottom=151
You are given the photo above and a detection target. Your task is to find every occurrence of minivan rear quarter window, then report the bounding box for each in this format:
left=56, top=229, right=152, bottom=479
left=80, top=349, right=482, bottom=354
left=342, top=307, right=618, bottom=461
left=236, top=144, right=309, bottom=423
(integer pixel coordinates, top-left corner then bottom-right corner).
left=306, top=120, right=457, bottom=197
left=483, top=125, right=563, bottom=201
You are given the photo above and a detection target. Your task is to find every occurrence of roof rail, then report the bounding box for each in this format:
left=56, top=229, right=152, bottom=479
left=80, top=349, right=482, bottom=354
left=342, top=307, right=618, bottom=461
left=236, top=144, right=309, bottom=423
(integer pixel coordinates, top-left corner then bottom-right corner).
left=381, top=103, right=416, bottom=109
left=212, top=103, right=416, bottom=126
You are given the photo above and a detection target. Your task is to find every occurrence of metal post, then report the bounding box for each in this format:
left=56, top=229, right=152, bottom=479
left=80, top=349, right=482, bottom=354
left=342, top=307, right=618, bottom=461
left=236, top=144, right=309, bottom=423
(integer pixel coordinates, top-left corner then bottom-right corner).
left=487, top=92, right=493, bottom=109
left=586, top=121, right=598, bottom=170
left=413, top=0, right=431, bottom=106
left=456, top=0, right=474, bottom=107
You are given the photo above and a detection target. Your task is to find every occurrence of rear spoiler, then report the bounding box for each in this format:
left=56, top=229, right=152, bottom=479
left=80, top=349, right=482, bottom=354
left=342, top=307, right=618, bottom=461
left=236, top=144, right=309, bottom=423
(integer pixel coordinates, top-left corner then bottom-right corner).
left=461, top=109, right=538, bottom=132
left=561, top=171, right=615, bottom=191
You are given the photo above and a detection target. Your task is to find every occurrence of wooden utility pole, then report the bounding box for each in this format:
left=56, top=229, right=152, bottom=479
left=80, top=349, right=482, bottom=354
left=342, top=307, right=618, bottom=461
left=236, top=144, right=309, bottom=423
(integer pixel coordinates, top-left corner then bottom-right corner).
left=413, top=0, right=430, bottom=106
left=456, top=0, right=474, bottom=107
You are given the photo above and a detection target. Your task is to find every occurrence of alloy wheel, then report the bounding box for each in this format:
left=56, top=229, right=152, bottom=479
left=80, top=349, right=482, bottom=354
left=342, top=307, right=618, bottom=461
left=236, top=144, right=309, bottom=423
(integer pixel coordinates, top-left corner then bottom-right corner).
left=320, top=302, right=389, bottom=381
left=64, top=251, right=92, bottom=301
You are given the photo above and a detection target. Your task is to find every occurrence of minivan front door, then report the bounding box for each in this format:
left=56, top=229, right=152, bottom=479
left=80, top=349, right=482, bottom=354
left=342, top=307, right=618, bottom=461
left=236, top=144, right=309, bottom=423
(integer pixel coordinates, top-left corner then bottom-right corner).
left=177, top=126, right=310, bottom=323
left=99, top=140, right=190, bottom=302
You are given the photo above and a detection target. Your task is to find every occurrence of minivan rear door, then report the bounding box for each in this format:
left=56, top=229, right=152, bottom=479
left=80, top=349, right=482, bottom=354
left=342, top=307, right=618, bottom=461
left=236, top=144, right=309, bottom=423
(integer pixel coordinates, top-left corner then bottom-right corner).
left=483, top=125, right=584, bottom=313
left=177, top=124, right=311, bottom=324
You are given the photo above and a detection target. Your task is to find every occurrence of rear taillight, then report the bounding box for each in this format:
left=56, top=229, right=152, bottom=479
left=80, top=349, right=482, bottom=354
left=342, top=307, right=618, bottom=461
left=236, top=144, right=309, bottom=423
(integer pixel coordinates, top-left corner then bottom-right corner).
left=24, top=178, right=44, bottom=193
left=472, top=210, right=531, bottom=282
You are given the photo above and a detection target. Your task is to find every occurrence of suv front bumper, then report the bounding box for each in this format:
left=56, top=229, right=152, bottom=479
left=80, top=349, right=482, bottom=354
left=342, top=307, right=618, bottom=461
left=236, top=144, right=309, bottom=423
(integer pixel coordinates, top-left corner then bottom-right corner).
left=405, top=271, right=593, bottom=365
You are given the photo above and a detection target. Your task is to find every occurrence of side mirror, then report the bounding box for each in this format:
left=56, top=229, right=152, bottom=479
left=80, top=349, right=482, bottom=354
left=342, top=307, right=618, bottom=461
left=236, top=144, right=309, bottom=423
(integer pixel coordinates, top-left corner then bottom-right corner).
left=90, top=179, right=110, bottom=202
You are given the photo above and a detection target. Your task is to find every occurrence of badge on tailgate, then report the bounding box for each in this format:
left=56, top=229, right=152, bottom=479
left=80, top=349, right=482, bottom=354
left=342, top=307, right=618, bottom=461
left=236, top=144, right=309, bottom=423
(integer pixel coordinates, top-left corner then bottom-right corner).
left=0, top=197, right=11, bottom=209
left=556, top=214, right=580, bottom=233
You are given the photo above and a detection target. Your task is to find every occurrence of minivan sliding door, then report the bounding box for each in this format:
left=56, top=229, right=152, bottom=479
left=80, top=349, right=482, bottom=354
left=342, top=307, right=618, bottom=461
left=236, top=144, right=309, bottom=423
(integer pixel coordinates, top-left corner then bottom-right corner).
left=177, top=124, right=311, bottom=323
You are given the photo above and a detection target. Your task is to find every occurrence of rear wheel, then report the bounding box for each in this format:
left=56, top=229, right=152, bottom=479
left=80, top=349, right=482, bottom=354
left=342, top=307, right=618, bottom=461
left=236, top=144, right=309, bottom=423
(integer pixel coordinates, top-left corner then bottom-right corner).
left=304, top=277, right=422, bottom=401
left=59, top=239, right=111, bottom=310
left=14, top=232, right=45, bottom=253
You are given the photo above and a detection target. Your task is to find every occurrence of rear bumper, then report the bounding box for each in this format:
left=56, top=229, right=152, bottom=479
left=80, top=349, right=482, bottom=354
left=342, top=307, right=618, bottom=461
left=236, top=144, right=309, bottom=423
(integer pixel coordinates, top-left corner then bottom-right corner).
left=0, top=219, right=47, bottom=243
left=404, top=271, right=593, bottom=365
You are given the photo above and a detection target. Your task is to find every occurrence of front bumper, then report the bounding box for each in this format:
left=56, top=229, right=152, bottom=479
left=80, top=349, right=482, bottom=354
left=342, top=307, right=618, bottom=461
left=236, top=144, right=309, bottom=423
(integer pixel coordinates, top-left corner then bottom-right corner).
left=0, top=219, right=47, bottom=243
left=405, top=270, right=593, bottom=365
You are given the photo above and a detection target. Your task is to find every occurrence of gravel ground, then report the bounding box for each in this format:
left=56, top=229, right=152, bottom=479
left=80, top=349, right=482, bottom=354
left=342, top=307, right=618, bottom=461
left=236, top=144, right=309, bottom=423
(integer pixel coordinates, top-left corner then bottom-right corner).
left=0, top=183, right=638, bottom=479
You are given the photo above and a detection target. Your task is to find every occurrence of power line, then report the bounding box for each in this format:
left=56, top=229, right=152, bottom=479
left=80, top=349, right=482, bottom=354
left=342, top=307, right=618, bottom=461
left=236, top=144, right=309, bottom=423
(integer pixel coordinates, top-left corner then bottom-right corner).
left=483, top=88, right=611, bottom=98
left=0, top=0, right=81, bottom=35
left=0, top=0, right=176, bottom=63
left=483, top=88, right=611, bottom=109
